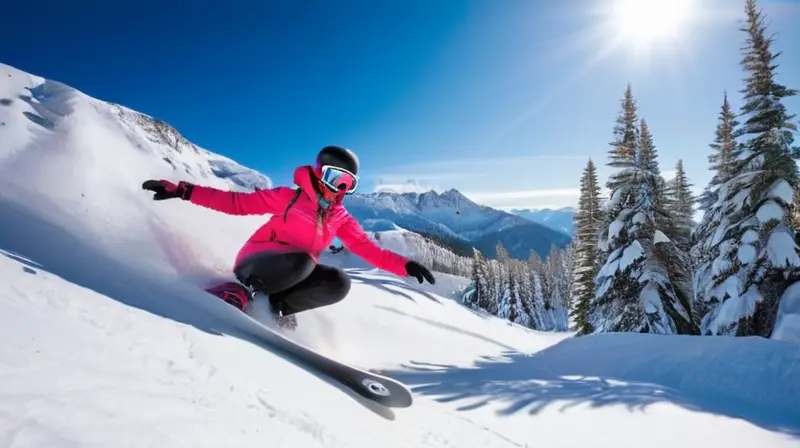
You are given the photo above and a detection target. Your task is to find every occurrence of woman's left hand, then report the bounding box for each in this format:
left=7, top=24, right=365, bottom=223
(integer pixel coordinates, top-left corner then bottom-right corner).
left=405, top=261, right=435, bottom=285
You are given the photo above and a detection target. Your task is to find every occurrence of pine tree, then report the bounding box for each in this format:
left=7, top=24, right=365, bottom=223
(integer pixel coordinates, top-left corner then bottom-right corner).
left=638, top=119, right=671, bottom=244
left=488, top=251, right=504, bottom=316
left=516, top=263, right=535, bottom=327
left=591, top=86, right=695, bottom=334
left=546, top=248, right=570, bottom=330
left=571, top=159, right=604, bottom=335
left=641, top=119, right=697, bottom=334
left=466, top=249, right=484, bottom=309
left=698, top=92, right=742, bottom=216
left=638, top=119, right=661, bottom=178
left=527, top=251, right=545, bottom=328
left=499, top=262, right=522, bottom=324
left=557, top=244, right=575, bottom=316
left=700, top=0, right=800, bottom=336
left=658, top=159, right=698, bottom=330
left=605, top=84, right=640, bottom=212
left=471, top=250, right=495, bottom=312
left=692, top=93, right=743, bottom=324
left=666, top=160, right=695, bottom=252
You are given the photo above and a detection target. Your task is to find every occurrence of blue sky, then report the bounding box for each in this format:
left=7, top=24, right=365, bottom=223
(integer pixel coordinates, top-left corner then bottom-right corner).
left=2, top=0, right=798, bottom=210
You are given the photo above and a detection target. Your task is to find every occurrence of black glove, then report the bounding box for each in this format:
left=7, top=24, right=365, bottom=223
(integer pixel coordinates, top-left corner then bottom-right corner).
left=405, top=260, right=435, bottom=285
left=142, top=180, right=194, bottom=201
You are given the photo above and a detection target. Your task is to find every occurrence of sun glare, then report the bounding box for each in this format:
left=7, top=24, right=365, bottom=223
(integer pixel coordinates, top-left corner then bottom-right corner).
left=610, top=0, right=695, bottom=47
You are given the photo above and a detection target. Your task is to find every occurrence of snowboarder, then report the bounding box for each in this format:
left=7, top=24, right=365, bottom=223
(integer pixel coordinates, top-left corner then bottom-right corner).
left=142, top=145, right=435, bottom=327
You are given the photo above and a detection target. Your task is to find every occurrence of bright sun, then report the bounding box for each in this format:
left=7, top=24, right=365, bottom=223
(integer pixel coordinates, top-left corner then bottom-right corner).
left=609, top=0, right=695, bottom=48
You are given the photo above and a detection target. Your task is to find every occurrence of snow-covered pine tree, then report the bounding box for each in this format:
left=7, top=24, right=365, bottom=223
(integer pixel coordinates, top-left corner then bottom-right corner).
left=557, top=244, right=575, bottom=314
left=658, top=159, right=699, bottom=330
left=596, top=84, right=639, bottom=273
left=483, top=259, right=497, bottom=312
left=591, top=87, right=695, bottom=334
left=697, top=92, right=742, bottom=218
left=490, top=243, right=509, bottom=315
left=700, top=0, right=800, bottom=336
left=571, top=159, right=604, bottom=335
left=516, top=261, right=536, bottom=327
left=692, top=93, right=743, bottom=323
left=464, top=249, right=483, bottom=309
left=641, top=120, right=696, bottom=333
left=605, top=84, right=640, bottom=208
left=666, top=160, right=695, bottom=252
left=498, top=261, right=525, bottom=324
left=545, top=248, right=570, bottom=331
left=526, top=251, right=545, bottom=328
left=464, top=244, right=573, bottom=331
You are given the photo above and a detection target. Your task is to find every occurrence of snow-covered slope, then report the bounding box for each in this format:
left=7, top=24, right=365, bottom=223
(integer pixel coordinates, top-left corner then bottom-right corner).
left=509, top=207, right=576, bottom=236
left=347, top=190, right=571, bottom=260
left=0, top=63, right=270, bottom=193
left=2, top=62, right=799, bottom=447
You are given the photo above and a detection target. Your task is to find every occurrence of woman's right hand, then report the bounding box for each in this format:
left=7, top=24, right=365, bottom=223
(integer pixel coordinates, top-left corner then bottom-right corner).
left=142, top=179, right=194, bottom=201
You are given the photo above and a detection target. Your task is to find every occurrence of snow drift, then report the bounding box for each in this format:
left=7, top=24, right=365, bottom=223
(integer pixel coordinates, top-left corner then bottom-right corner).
left=1, top=61, right=799, bottom=447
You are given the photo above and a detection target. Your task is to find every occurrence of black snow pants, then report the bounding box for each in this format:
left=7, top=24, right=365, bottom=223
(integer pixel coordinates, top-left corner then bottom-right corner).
left=234, top=251, right=351, bottom=315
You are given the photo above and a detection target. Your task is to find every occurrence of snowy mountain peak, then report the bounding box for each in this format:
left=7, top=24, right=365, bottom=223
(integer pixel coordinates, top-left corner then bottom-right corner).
left=0, top=62, right=271, bottom=193
left=347, top=188, right=571, bottom=259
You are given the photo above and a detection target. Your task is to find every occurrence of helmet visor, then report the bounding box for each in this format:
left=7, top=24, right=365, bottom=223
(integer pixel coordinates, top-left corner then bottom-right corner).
left=319, top=165, right=358, bottom=195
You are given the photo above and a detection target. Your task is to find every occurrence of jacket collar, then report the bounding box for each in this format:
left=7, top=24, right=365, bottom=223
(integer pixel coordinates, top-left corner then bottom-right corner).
left=293, top=165, right=344, bottom=206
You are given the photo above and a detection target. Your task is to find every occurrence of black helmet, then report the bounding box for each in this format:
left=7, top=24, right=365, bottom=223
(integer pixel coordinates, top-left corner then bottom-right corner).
left=316, top=145, right=359, bottom=176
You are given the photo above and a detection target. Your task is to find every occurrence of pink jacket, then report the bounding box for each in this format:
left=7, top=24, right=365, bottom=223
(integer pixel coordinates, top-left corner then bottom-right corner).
left=188, top=165, right=410, bottom=277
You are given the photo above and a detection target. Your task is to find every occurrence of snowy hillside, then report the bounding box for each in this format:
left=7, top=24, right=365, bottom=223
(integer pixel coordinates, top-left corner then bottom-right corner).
left=0, top=63, right=271, bottom=193
left=347, top=190, right=571, bottom=260
left=509, top=207, right=576, bottom=236
left=1, top=62, right=800, bottom=447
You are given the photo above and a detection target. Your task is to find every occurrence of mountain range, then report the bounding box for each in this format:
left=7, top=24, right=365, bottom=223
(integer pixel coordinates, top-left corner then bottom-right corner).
left=0, top=61, right=569, bottom=262
left=346, top=191, right=571, bottom=259
left=508, top=207, right=576, bottom=236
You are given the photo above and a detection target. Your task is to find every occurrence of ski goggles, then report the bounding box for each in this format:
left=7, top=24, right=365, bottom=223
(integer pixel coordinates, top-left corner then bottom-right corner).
left=318, top=165, right=359, bottom=195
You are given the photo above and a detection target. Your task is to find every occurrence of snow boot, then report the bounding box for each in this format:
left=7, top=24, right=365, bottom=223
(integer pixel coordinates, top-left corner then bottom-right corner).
left=269, top=296, right=298, bottom=331
left=206, top=281, right=252, bottom=312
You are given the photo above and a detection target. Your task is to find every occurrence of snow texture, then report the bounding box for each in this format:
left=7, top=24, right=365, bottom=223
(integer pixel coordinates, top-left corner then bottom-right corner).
left=1, top=62, right=799, bottom=447
left=773, top=281, right=800, bottom=343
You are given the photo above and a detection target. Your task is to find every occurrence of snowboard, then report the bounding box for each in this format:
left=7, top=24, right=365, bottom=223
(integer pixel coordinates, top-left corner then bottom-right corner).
left=205, top=285, right=413, bottom=408
left=246, top=321, right=413, bottom=408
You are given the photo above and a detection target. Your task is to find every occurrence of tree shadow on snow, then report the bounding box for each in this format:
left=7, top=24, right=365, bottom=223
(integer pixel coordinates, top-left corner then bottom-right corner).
left=348, top=268, right=442, bottom=304
left=382, top=334, right=800, bottom=437
left=0, top=196, right=396, bottom=420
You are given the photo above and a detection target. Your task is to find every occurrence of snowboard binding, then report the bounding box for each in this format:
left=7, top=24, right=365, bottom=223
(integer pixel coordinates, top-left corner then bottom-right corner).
left=206, top=281, right=253, bottom=311
left=206, top=281, right=298, bottom=331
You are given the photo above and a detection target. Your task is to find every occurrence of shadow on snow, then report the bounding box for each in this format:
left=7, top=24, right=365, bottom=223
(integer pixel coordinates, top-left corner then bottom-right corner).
left=348, top=268, right=442, bottom=304
left=384, top=333, right=800, bottom=437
